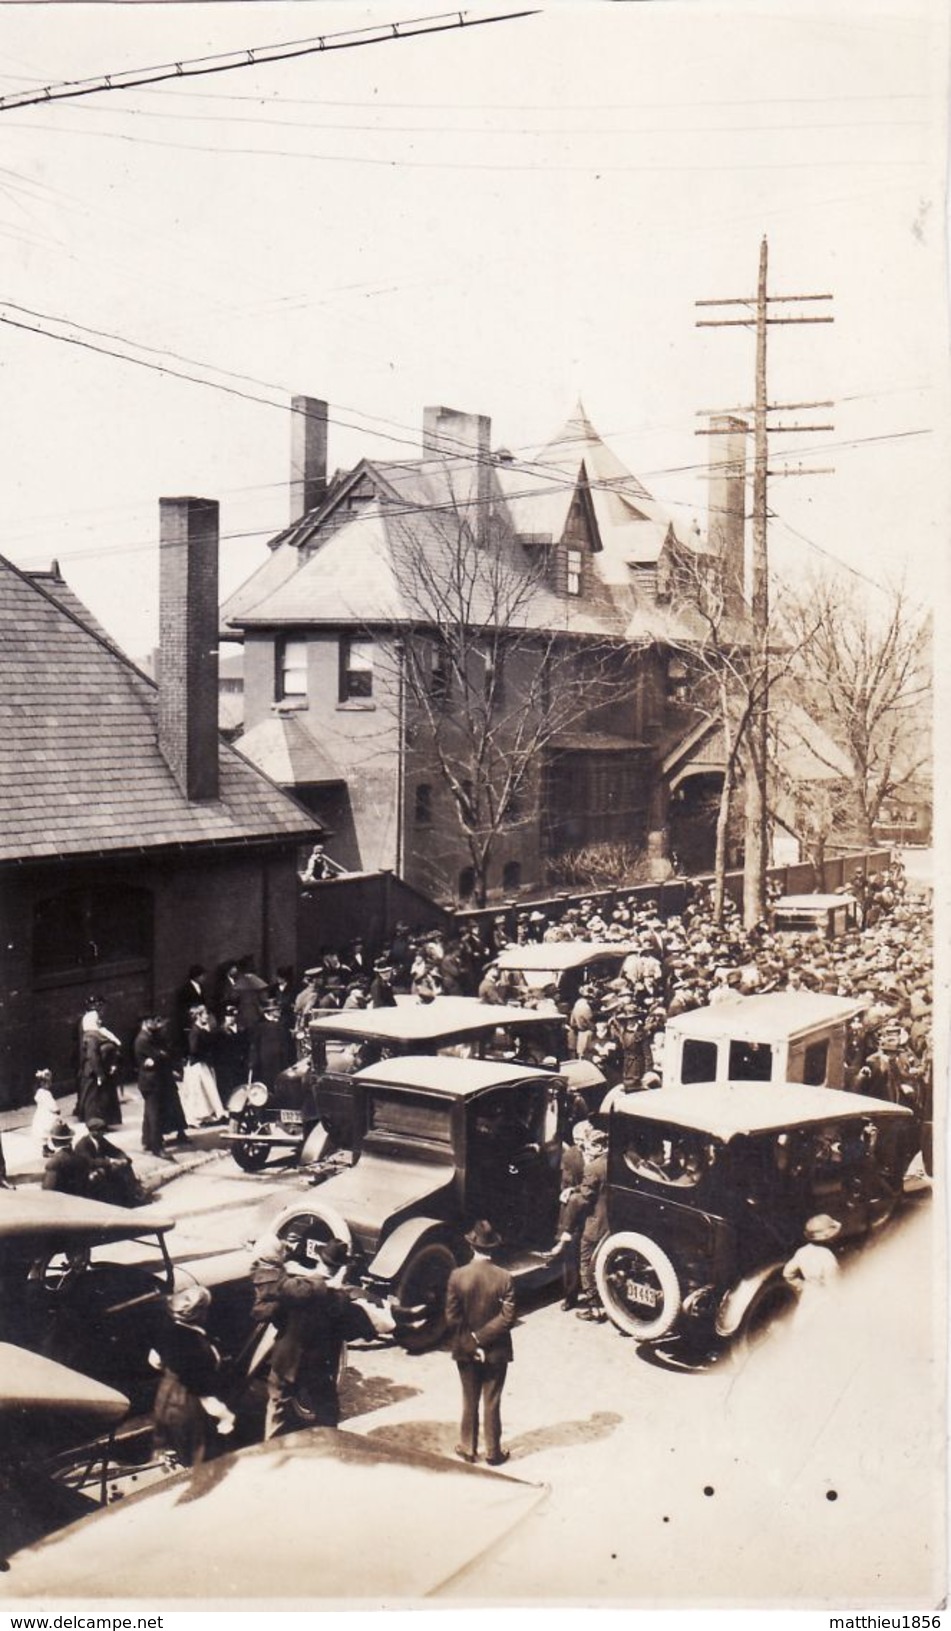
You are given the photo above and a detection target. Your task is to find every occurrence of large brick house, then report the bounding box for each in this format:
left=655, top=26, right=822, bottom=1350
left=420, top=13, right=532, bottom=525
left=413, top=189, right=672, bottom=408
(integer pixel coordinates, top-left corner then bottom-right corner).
left=0, top=499, right=319, bottom=1105
left=223, top=401, right=746, bottom=904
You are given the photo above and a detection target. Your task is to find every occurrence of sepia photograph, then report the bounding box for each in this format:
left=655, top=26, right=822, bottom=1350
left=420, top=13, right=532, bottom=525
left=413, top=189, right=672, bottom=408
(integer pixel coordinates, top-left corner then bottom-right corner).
left=0, top=0, right=944, bottom=1613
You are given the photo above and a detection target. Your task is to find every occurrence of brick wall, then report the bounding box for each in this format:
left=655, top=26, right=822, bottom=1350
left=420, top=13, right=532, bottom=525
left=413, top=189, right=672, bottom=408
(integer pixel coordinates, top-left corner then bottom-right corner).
left=158, top=497, right=220, bottom=802
left=0, top=843, right=304, bottom=1107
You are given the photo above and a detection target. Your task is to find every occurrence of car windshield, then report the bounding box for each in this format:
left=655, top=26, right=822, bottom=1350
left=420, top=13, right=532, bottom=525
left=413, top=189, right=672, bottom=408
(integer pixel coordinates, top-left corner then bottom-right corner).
left=620, top=1122, right=718, bottom=1188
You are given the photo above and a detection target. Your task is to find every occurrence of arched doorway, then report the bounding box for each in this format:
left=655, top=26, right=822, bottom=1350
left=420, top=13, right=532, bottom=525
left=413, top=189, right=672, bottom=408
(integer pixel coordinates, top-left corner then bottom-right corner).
left=667, top=771, right=726, bottom=875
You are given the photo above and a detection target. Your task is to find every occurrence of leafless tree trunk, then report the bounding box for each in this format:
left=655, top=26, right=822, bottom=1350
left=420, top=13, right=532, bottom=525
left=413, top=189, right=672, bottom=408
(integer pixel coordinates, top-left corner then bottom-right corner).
left=785, top=576, right=931, bottom=844
left=375, top=499, right=629, bottom=905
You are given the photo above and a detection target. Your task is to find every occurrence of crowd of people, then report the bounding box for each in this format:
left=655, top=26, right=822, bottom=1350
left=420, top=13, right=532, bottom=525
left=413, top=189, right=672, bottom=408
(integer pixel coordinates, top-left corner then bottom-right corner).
left=14, top=856, right=932, bottom=1469
left=28, top=860, right=929, bottom=1204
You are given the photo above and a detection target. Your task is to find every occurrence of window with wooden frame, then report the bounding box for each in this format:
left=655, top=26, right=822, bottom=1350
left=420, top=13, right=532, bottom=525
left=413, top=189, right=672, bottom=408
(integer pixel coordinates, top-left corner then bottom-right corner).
left=339, top=636, right=374, bottom=703
left=276, top=636, right=308, bottom=702
left=414, top=783, right=433, bottom=825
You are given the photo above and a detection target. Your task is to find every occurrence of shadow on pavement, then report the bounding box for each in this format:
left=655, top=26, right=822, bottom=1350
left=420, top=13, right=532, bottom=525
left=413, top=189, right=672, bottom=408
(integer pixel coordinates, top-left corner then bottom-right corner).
left=363, top=1409, right=623, bottom=1465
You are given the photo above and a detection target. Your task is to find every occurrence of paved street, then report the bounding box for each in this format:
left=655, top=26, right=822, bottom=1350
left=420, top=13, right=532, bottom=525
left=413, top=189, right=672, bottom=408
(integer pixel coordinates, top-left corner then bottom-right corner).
left=10, top=1114, right=936, bottom=1607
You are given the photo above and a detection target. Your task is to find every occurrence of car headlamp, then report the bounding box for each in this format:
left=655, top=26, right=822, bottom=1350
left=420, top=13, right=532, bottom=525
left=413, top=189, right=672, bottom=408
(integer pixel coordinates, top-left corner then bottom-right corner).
left=247, top=1081, right=270, bottom=1109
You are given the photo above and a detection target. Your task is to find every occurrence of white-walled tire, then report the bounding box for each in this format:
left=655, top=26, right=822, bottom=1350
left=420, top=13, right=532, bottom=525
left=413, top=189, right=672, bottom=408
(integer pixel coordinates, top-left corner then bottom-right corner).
left=595, top=1231, right=683, bottom=1341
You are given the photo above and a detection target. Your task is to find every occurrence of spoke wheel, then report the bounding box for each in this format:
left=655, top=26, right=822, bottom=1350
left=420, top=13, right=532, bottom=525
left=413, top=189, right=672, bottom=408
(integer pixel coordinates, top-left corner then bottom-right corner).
left=276, top=1207, right=352, bottom=1267
left=595, top=1231, right=682, bottom=1341
left=229, top=1112, right=270, bottom=1172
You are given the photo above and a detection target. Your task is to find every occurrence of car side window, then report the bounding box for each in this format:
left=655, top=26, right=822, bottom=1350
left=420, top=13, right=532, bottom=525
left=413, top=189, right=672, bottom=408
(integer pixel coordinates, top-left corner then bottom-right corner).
left=802, top=1039, right=829, bottom=1086
left=621, top=1125, right=713, bottom=1187
left=681, top=1040, right=718, bottom=1084
left=728, top=1040, right=774, bottom=1082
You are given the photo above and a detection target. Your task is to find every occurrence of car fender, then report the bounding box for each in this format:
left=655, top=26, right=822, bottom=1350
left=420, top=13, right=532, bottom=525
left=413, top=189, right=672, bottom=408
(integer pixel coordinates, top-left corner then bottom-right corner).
left=226, top=1086, right=251, bottom=1115
left=367, top=1217, right=457, bottom=1284
left=270, top=1199, right=353, bottom=1251
left=715, top=1260, right=787, bottom=1339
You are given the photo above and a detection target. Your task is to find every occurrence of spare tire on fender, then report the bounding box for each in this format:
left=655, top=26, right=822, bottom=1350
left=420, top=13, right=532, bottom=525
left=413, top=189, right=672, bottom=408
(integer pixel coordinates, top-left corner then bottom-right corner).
left=594, top=1230, right=682, bottom=1341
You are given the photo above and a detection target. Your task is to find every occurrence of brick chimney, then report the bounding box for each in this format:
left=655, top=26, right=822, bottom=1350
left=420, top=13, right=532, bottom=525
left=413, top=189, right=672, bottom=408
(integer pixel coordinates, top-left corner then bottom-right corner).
left=707, top=414, right=748, bottom=616
left=290, top=396, right=328, bottom=523
left=423, top=405, right=492, bottom=545
left=158, top=497, right=220, bottom=803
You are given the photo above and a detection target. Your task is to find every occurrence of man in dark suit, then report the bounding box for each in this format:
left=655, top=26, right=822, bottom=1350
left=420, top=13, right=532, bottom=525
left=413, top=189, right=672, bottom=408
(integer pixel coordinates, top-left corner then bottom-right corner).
left=445, top=1220, right=515, bottom=1466
left=250, top=1232, right=376, bottom=1439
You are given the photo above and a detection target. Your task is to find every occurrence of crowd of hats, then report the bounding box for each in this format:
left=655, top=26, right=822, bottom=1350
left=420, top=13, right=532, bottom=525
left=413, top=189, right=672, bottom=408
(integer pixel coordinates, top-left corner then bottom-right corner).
left=289, top=862, right=929, bottom=1100
left=472, top=862, right=931, bottom=1094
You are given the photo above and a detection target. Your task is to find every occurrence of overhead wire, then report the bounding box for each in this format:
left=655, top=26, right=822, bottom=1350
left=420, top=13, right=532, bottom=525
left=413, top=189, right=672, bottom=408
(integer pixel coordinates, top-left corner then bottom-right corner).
left=2, top=118, right=921, bottom=173
left=0, top=10, right=540, bottom=113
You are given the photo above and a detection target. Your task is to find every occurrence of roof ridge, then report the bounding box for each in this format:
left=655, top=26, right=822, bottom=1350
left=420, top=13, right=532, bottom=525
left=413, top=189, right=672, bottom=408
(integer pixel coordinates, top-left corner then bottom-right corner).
left=0, top=549, right=157, bottom=691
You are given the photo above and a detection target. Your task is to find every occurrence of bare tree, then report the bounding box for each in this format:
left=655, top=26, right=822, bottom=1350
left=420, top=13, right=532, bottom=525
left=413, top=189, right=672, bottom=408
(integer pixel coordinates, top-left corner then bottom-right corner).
left=785, top=577, right=932, bottom=844
left=378, top=501, right=632, bottom=906
left=664, top=542, right=818, bottom=924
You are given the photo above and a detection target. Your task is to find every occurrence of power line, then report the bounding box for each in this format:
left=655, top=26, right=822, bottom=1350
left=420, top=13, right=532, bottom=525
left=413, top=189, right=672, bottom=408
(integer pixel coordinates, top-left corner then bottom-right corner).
left=1, top=301, right=933, bottom=507
left=0, top=10, right=540, bottom=113
left=31, top=96, right=931, bottom=138
left=6, top=118, right=921, bottom=173
left=0, top=299, right=935, bottom=596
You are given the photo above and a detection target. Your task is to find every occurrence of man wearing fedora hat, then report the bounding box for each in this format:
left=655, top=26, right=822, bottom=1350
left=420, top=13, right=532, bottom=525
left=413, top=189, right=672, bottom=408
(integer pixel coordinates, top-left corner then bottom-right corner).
left=250, top=1232, right=377, bottom=1439
left=445, top=1220, right=515, bottom=1466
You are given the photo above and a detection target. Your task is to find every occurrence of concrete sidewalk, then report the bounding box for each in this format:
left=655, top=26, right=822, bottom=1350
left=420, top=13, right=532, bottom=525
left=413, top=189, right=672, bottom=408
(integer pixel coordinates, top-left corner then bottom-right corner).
left=0, top=1083, right=226, bottom=1192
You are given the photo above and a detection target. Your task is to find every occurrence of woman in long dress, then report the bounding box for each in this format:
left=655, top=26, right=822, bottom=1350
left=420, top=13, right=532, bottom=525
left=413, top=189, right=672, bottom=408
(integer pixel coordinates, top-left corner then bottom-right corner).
left=179, top=1005, right=226, bottom=1126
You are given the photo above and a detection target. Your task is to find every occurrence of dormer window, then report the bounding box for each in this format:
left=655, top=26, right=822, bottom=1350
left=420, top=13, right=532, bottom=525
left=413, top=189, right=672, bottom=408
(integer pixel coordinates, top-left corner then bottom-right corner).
left=566, top=548, right=583, bottom=596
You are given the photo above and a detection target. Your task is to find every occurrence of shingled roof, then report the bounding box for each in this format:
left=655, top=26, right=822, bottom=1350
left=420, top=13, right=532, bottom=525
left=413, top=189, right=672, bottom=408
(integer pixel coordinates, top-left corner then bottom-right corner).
left=221, top=403, right=719, bottom=647
left=225, top=491, right=631, bottom=639
left=0, top=554, right=318, bottom=863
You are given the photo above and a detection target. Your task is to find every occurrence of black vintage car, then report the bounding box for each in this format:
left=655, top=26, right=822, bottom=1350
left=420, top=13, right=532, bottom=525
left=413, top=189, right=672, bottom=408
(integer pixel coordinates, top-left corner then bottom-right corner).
left=593, top=1079, right=914, bottom=1347
left=222, top=997, right=579, bottom=1172
left=0, top=1191, right=258, bottom=1422
left=269, top=1055, right=571, bottom=1349
left=0, top=1190, right=177, bottom=1411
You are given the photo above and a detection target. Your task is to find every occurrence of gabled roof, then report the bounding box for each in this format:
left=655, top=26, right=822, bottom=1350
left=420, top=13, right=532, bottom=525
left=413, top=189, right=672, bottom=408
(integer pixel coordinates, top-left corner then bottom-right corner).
left=0, top=555, right=319, bottom=864
left=502, top=402, right=691, bottom=578
left=222, top=404, right=710, bottom=642
left=773, top=701, right=854, bottom=782
left=225, top=492, right=629, bottom=639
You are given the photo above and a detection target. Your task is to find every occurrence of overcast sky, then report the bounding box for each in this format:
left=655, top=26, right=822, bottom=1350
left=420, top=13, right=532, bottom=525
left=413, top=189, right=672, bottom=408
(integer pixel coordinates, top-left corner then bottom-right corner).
left=0, top=0, right=946, bottom=654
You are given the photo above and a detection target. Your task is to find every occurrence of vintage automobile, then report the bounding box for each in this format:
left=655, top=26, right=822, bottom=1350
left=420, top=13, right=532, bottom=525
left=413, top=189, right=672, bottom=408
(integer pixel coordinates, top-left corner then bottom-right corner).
left=593, top=1079, right=914, bottom=1347
left=661, top=990, right=930, bottom=1172
left=495, top=940, right=639, bottom=1004
left=768, top=892, right=857, bottom=939
left=269, top=1055, right=571, bottom=1349
left=662, top=992, right=866, bottom=1093
left=0, top=1189, right=179, bottom=1411
left=223, top=996, right=577, bottom=1172
left=0, top=1425, right=546, bottom=1600
left=0, top=1343, right=132, bottom=1561
left=0, top=1187, right=259, bottom=1415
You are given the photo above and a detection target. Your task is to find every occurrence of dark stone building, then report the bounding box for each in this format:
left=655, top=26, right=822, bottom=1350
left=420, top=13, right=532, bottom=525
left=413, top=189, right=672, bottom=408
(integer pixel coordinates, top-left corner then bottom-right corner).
left=0, top=499, right=318, bottom=1105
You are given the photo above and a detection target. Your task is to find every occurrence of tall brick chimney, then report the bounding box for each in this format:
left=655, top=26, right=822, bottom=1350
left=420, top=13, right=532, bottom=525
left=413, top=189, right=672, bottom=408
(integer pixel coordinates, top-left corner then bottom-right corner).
left=290, top=396, right=328, bottom=522
left=423, top=405, right=492, bottom=545
left=707, top=414, right=748, bottom=617
left=158, top=497, right=220, bottom=803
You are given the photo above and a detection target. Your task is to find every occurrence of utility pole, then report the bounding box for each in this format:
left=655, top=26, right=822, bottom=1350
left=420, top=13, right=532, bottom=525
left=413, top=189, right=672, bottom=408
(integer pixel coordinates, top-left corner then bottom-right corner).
left=696, top=238, right=833, bottom=929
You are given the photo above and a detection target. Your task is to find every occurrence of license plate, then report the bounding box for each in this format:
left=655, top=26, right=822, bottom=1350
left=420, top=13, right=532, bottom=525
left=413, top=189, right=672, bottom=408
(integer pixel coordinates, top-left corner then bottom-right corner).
left=304, top=1238, right=322, bottom=1261
left=627, top=1281, right=660, bottom=1308
left=280, top=1110, right=303, bottom=1128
